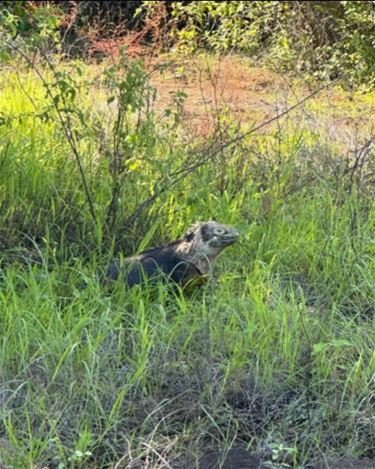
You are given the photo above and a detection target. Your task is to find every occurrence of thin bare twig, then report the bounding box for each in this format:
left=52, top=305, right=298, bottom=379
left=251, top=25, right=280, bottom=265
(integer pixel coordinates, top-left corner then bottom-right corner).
left=124, top=82, right=329, bottom=226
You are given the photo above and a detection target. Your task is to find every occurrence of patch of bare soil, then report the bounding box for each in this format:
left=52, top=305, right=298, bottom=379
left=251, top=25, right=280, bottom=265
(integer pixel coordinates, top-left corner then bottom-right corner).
left=148, top=55, right=282, bottom=136
left=143, top=54, right=375, bottom=143
left=93, top=48, right=374, bottom=145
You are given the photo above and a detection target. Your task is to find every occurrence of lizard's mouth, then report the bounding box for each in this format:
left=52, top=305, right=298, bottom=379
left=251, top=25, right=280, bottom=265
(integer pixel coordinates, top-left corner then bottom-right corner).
left=221, top=233, right=239, bottom=245
left=209, top=231, right=239, bottom=247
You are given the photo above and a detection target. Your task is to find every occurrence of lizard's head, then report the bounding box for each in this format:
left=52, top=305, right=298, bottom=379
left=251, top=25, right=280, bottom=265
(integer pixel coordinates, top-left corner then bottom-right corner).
left=183, top=221, right=239, bottom=258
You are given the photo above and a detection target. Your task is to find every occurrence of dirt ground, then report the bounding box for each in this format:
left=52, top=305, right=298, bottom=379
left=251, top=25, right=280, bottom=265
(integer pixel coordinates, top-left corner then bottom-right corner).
left=142, top=54, right=375, bottom=145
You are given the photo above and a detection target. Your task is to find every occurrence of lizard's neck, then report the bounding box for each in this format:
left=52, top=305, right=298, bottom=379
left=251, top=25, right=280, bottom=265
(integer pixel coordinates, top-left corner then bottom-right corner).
left=175, top=240, right=216, bottom=275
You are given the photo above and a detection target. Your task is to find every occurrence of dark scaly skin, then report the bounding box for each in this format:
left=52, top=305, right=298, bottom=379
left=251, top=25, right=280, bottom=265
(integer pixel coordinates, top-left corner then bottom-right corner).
left=107, top=221, right=239, bottom=289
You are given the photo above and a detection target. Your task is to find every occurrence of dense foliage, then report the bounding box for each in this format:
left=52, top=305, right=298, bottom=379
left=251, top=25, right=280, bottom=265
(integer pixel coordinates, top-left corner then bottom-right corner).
left=162, top=1, right=375, bottom=85
left=1, top=1, right=375, bottom=85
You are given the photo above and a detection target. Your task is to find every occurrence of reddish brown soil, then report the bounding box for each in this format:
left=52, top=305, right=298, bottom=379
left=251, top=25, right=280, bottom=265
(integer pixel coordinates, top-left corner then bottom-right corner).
left=148, top=55, right=286, bottom=136
left=142, top=54, right=375, bottom=142
left=92, top=43, right=374, bottom=144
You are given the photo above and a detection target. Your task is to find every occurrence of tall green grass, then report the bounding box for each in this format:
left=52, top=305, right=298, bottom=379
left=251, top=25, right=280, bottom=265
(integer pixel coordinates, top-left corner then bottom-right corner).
left=0, top=64, right=374, bottom=468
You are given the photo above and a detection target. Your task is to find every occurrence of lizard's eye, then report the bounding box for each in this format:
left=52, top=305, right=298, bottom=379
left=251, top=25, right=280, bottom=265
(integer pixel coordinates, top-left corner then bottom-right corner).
left=214, top=227, right=226, bottom=235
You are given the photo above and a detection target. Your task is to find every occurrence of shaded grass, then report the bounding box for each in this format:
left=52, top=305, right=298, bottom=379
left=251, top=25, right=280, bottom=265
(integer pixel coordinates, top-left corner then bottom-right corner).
left=0, top=63, right=374, bottom=468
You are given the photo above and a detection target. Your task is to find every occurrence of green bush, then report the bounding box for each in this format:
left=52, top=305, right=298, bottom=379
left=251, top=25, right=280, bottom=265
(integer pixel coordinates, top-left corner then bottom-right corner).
left=2, top=1, right=374, bottom=86
left=145, top=1, right=375, bottom=86
left=0, top=1, right=60, bottom=51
